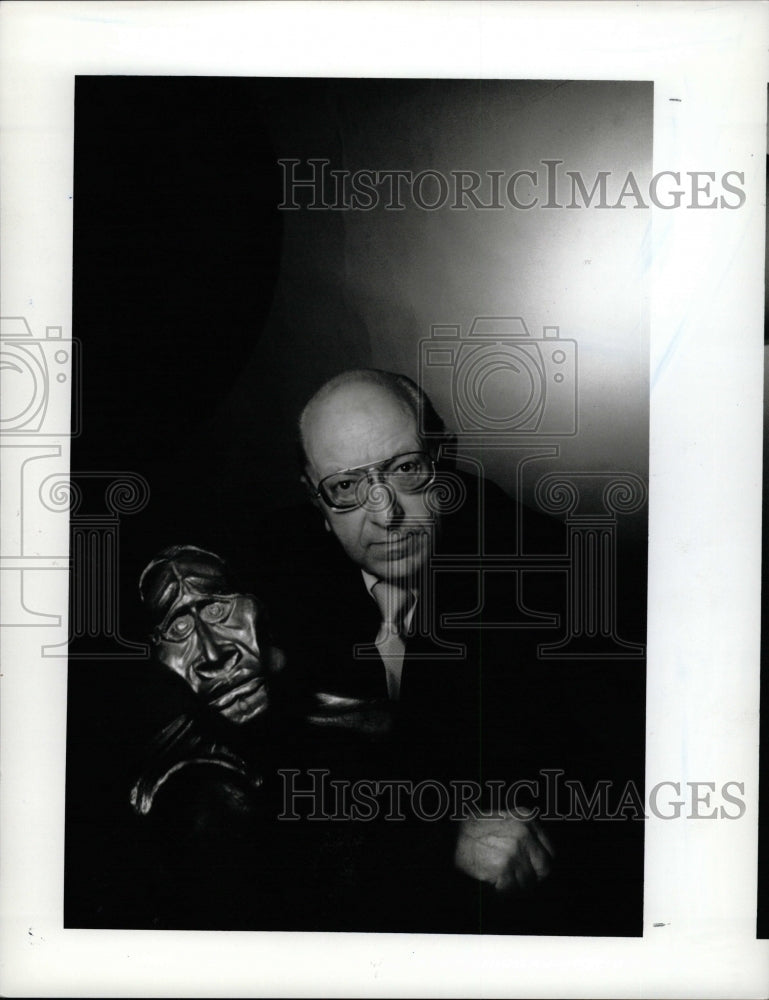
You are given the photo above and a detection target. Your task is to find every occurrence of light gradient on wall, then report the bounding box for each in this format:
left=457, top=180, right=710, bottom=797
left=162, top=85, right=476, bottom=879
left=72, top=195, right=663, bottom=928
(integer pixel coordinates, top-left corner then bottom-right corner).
left=217, top=80, right=651, bottom=520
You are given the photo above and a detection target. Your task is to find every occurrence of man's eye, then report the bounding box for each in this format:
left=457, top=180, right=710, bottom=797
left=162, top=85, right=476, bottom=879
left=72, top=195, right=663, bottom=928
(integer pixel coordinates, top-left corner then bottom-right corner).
left=331, top=478, right=355, bottom=496
left=200, top=600, right=230, bottom=624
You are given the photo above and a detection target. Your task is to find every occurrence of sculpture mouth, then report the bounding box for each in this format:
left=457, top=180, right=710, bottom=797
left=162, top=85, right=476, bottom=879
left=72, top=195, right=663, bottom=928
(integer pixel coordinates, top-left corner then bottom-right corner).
left=209, top=674, right=264, bottom=710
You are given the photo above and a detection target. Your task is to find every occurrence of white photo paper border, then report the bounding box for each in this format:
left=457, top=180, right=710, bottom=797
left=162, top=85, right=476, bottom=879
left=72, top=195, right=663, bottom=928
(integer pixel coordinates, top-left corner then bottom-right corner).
left=1, top=1, right=767, bottom=996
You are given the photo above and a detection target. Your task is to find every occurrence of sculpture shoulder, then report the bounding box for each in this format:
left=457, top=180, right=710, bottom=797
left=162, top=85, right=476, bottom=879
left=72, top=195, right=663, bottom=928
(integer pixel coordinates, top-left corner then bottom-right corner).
left=130, top=712, right=260, bottom=818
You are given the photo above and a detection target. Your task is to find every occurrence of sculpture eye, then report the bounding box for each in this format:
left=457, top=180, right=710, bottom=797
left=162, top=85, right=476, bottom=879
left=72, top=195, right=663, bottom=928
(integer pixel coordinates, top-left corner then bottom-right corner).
left=165, top=614, right=194, bottom=641
left=200, top=600, right=230, bottom=624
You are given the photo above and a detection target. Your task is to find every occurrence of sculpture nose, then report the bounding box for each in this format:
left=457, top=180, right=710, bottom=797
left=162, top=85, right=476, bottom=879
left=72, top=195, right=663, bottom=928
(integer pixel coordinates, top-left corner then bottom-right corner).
left=193, top=622, right=228, bottom=678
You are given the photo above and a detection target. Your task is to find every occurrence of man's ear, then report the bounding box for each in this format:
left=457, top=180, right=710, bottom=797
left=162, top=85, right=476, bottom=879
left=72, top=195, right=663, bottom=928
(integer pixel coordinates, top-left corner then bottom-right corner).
left=300, top=472, right=331, bottom=531
left=299, top=472, right=316, bottom=501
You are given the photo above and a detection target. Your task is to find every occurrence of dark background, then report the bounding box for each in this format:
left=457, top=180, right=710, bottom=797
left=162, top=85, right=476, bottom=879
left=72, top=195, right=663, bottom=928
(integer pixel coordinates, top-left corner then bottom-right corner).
left=65, top=77, right=648, bottom=934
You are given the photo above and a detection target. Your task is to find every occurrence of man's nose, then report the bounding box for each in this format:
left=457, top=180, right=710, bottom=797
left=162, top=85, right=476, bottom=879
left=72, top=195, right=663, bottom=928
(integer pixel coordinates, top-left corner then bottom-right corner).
left=364, top=476, right=404, bottom=526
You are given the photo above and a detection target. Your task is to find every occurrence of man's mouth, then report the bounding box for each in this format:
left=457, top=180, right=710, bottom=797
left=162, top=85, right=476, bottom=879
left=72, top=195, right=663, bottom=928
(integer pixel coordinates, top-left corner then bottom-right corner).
left=371, top=532, right=423, bottom=557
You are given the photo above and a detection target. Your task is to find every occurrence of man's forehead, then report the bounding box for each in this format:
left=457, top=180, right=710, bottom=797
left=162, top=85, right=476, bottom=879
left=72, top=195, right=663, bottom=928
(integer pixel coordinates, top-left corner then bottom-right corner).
left=304, top=383, right=420, bottom=474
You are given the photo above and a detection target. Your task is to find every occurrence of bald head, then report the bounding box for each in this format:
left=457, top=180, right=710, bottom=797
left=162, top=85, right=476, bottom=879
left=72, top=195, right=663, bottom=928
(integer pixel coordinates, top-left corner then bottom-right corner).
left=302, top=381, right=410, bottom=479
left=299, top=369, right=443, bottom=474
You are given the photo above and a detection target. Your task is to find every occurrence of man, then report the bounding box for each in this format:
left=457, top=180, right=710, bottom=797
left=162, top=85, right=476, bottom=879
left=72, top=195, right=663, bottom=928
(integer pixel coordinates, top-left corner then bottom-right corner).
left=298, top=370, right=446, bottom=700
left=252, top=370, right=560, bottom=926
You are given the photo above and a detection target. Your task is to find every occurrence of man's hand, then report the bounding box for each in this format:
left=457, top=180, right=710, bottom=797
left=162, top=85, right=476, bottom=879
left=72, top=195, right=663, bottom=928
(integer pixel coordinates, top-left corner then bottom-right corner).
left=454, top=812, right=554, bottom=893
left=305, top=691, right=394, bottom=739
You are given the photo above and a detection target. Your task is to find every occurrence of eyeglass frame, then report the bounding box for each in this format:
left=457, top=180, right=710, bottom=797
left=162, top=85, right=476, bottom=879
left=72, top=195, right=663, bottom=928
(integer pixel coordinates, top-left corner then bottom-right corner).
left=307, top=450, right=438, bottom=513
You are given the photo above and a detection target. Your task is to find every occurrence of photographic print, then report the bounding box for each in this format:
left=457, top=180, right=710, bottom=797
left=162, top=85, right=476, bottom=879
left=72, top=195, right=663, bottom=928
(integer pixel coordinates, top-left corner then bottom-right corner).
left=63, top=76, right=649, bottom=936
left=1, top=3, right=766, bottom=997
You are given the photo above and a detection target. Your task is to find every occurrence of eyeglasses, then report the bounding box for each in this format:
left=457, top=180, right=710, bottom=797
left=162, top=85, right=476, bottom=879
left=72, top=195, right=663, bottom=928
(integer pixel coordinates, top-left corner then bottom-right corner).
left=311, top=451, right=436, bottom=512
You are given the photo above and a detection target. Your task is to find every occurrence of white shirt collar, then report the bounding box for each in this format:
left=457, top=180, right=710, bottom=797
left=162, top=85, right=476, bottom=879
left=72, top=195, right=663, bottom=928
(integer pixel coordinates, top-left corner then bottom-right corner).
left=361, top=570, right=418, bottom=628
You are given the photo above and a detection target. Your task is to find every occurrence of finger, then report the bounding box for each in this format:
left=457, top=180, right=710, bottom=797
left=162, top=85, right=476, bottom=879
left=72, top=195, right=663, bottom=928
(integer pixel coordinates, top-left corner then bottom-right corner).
left=316, top=691, right=375, bottom=709
left=527, top=839, right=553, bottom=880
left=532, top=822, right=556, bottom=859
left=512, top=853, right=539, bottom=892
left=514, top=865, right=535, bottom=893
left=497, top=849, right=537, bottom=893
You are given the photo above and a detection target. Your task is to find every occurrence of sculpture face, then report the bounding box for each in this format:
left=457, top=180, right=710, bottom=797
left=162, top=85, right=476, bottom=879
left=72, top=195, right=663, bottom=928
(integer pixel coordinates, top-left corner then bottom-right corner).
left=144, top=554, right=269, bottom=725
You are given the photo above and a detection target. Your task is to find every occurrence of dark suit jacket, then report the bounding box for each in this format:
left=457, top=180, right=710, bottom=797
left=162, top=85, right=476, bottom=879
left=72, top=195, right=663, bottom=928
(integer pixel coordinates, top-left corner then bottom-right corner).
left=74, top=469, right=642, bottom=935
left=232, top=470, right=594, bottom=933
left=249, top=468, right=566, bottom=772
